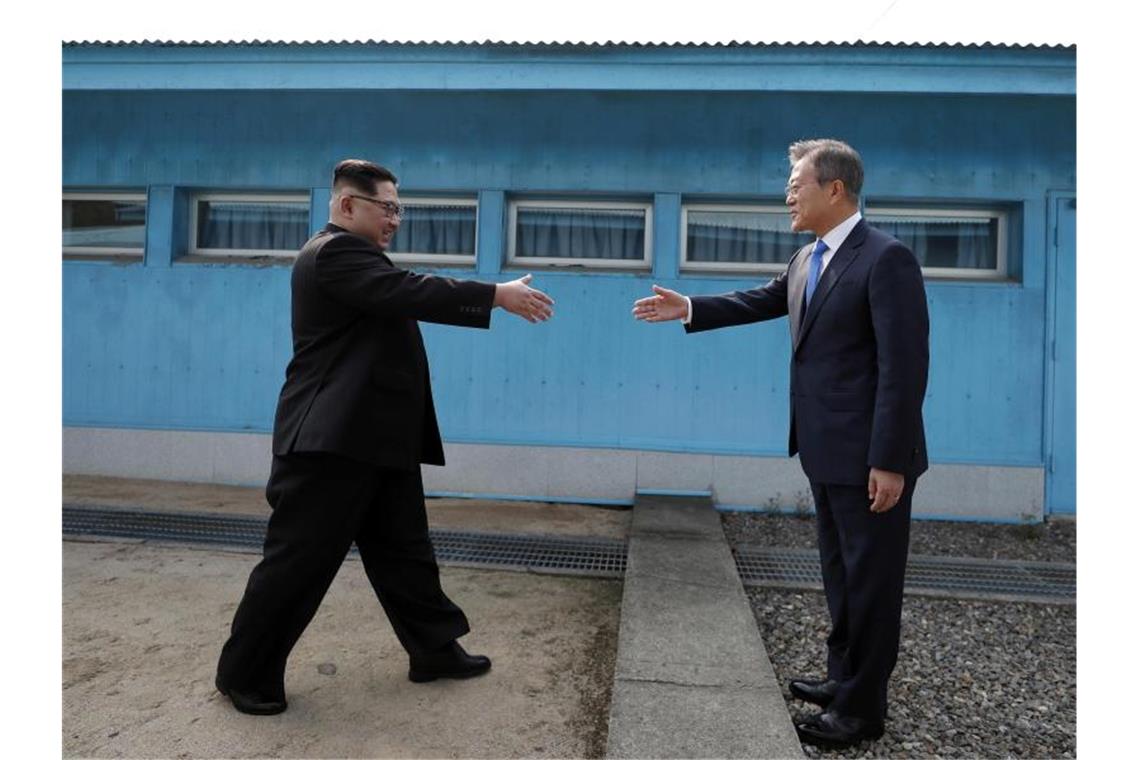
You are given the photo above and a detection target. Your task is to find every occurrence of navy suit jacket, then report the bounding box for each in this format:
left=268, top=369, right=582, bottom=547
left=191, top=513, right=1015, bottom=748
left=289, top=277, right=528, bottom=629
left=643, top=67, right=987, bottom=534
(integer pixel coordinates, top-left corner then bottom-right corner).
left=687, top=219, right=929, bottom=485
left=272, top=224, right=497, bottom=470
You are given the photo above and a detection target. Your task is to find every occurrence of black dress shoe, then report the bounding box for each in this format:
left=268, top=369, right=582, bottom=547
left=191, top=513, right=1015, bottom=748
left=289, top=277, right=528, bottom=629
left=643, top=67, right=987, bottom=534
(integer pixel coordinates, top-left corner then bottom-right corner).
left=215, top=676, right=287, bottom=715
left=408, top=641, right=492, bottom=683
left=789, top=677, right=839, bottom=707
left=795, top=709, right=884, bottom=748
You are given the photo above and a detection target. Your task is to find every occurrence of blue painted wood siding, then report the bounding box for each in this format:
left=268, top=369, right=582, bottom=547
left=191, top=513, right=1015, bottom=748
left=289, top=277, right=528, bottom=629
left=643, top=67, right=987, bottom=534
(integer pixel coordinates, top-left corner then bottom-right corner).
left=62, top=88, right=1074, bottom=469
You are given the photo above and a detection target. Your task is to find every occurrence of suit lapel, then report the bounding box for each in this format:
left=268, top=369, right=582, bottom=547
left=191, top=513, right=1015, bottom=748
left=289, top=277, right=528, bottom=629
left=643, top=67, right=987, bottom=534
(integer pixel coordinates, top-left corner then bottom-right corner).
left=794, top=220, right=868, bottom=353
left=787, top=243, right=813, bottom=347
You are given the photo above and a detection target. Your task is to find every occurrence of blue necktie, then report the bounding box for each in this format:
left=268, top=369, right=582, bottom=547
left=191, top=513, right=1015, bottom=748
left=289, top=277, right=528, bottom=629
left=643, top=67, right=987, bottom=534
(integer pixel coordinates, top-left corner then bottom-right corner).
left=805, top=239, right=829, bottom=307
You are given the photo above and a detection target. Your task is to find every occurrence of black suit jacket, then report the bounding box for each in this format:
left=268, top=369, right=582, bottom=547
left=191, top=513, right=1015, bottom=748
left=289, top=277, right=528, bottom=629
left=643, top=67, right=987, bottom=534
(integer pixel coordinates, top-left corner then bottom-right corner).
left=687, top=219, right=929, bottom=485
left=272, top=224, right=497, bottom=469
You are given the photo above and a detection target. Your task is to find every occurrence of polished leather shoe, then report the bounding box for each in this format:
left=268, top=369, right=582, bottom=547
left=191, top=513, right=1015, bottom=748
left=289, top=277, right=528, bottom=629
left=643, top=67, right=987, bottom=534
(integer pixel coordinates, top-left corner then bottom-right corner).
left=408, top=641, right=492, bottom=683
left=789, top=677, right=839, bottom=707
left=215, top=676, right=287, bottom=715
left=795, top=709, right=883, bottom=748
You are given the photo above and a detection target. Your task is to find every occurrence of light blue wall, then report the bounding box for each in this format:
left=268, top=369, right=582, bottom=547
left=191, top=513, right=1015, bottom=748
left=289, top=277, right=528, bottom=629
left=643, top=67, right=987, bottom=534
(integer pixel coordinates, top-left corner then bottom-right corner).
left=62, top=73, right=1075, bottom=484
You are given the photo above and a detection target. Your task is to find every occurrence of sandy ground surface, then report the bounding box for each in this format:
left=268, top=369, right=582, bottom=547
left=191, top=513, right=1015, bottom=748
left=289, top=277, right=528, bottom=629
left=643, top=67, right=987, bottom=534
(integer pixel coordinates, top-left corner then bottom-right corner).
left=63, top=475, right=632, bottom=541
left=63, top=538, right=621, bottom=759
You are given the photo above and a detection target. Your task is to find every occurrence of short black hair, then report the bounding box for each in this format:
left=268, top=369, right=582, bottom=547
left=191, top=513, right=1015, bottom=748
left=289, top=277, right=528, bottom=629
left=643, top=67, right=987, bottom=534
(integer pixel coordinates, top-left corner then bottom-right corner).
left=788, top=139, right=864, bottom=201
left=332, top=159, right=398, bottom=195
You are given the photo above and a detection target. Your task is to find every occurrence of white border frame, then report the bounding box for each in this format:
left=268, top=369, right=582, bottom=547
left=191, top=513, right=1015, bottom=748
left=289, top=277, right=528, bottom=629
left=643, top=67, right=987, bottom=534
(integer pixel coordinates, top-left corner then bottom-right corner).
left=865, top=206, right=1008, bottom=280
left=507, top=198, right=653, bottom=270
left=680, top=202, right=799, bottom=274
left=190, top=192, right=310, bottom=258
left=385, top=196, right=478, bottom=267
left=62, top=192, right=147, bottom=257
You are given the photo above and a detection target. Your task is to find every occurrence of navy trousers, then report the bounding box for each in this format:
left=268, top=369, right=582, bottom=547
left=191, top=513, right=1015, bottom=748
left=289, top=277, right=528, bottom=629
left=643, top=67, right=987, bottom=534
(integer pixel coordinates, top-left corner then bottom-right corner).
left=810, top=476, right=916, bottom=723
left=216, top=452, right=470, bottom=698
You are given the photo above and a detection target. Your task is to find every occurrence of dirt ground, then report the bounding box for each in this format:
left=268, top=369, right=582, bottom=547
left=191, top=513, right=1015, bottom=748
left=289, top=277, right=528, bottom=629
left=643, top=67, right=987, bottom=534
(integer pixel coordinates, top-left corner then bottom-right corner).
left=63, top=474, right=632, bottom=540
left=63, top=538, right=621, bottom=759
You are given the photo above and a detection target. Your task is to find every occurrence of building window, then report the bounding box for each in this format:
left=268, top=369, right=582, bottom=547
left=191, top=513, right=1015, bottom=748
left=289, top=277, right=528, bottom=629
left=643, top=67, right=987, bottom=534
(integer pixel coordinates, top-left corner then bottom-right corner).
left=508, top=199, right=652, bottom=269
left=62, top=192, right=147, bottom=257
left=682, top=202, right=1009, bottom=279
left=191, top=193, right=309, bottom=257
left=682, top=203, right=810, bottom=273
left=386, top=197, right=477, bottom=266
left=864, top=207, right=1007, bottom=278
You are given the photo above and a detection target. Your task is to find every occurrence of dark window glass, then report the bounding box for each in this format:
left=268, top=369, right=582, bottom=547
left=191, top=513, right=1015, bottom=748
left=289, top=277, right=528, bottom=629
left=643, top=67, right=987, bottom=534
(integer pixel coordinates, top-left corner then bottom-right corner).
left=686, top=209, right=810, bottom=264
left=387, top=202, right=477, bottom=256
left=515, top=206, right=646, bottom=261
left=196, top=200, right=308, bottom=252
left=866, top=213, right=999, bottom=270
left=63, top=198, right=146, bottom=250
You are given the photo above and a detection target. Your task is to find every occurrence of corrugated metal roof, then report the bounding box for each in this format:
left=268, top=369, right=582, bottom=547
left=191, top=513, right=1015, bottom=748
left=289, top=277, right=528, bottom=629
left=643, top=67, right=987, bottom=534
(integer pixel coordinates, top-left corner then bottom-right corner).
left=61, top=39, right=1075, bottom=50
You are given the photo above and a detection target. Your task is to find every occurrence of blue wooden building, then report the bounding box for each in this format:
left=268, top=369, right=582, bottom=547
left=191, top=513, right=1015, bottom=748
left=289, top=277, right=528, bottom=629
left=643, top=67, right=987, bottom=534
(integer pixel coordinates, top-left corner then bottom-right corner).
left=62, top=41, right=1076, bottom=521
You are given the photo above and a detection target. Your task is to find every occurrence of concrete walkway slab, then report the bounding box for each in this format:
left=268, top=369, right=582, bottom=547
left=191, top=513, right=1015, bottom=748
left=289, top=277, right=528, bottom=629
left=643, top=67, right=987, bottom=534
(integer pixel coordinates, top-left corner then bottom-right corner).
left=605, top=495, right=803, bottom=759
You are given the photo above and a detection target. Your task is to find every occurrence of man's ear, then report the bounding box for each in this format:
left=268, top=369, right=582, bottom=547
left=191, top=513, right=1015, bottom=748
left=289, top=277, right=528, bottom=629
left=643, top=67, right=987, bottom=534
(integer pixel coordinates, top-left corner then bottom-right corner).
left=827, top=179, right=846, bottom=204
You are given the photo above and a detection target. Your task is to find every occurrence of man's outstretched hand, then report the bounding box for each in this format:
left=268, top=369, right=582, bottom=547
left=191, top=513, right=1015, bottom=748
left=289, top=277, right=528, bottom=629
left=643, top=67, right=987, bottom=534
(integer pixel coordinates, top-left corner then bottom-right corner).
left=494, top=274, right=554, bottom=323
left=632, top=285, right=688, bottom=322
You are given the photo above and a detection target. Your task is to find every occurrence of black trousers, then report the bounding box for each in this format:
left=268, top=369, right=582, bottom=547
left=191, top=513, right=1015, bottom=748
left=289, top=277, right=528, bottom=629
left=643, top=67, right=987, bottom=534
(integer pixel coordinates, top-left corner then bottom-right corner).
left=216, top=452, right=470, bottom=698
left=811, top=476, right=916, bottom=723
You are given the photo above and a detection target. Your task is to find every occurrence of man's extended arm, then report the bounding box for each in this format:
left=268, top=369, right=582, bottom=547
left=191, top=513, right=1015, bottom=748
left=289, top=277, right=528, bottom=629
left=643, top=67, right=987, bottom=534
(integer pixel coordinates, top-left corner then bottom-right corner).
left=315, top=236, right=552, bottom=325
left=632, top=272, right=790, bottom=329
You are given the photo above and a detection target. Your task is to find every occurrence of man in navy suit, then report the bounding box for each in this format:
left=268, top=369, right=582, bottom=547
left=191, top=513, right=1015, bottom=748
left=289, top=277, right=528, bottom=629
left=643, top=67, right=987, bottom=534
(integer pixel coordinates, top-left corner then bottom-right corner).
left=633, top=139, right=929, bottom=748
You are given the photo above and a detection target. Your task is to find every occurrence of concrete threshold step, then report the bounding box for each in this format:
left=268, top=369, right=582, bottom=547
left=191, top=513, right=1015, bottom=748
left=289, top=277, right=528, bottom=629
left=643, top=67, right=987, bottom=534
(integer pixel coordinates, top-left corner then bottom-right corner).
left=605, top=494, right=803, bottom=759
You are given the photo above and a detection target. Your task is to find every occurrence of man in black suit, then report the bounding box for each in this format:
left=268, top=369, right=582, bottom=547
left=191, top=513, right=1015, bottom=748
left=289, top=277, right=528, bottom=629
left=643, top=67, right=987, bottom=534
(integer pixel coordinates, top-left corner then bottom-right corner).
left=216, top=159, right=554, bottom=715
left=633, top=139, right=929, bottom=748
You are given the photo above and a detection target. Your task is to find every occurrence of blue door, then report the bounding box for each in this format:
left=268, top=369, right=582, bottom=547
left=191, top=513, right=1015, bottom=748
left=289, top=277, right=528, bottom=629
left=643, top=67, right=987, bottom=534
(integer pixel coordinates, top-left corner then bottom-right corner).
left=1047, top=195, right=1076, bottom=515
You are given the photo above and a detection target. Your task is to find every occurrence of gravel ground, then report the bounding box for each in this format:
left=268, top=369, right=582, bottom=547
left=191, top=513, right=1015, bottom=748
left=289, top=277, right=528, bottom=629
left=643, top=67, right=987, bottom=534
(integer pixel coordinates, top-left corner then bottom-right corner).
left=722, top=512, right=1076, bottom=564
left=729, top=510, right=1076, bottom=757
left=749, top=587, right=1076, bottom=759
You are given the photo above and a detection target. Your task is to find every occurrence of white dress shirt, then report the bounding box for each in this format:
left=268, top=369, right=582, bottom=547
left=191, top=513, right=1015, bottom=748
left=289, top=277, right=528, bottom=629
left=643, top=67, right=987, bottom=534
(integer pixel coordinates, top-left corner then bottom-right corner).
left=683, top=210, right=863, bottom=324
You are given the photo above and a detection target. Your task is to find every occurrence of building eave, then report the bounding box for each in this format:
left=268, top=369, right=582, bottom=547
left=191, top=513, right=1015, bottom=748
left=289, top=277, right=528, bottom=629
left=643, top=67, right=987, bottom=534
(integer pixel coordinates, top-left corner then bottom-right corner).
left=62, top=41, right=1076, bottom=96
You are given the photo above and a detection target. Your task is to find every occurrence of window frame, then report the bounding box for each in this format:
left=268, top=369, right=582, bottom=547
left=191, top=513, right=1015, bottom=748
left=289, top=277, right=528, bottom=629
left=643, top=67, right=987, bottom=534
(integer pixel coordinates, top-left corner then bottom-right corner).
left=62, top=191, right=148, bottom=258
left=385, top=195, right=479, bottom=267
left=863, top=205, right=1009, bottom=280
left=680, top=201, right=1010, bottom=280
left=680, top=202, right=803, bottom=275
left=507, top=198, right=654, bottom=270
left=189, top=192, right=311, bottom=258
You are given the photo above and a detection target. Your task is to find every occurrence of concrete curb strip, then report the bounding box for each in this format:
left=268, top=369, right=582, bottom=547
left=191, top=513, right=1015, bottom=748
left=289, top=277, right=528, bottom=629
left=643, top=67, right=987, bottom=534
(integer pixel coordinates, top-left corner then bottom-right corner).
left=605, top=494, right=803, bottom=758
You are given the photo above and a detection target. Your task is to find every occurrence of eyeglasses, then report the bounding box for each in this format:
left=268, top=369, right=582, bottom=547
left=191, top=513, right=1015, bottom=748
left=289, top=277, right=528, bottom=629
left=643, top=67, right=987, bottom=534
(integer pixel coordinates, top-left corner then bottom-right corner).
left=348, top=194, right=404, bottom=219
left=786, top=178, right=838, bottom=197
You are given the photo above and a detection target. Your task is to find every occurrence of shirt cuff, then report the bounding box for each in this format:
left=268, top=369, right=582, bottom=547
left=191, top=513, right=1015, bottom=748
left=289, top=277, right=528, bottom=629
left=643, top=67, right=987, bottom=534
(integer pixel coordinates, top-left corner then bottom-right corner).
left=682, top=296, right=693, bottom=325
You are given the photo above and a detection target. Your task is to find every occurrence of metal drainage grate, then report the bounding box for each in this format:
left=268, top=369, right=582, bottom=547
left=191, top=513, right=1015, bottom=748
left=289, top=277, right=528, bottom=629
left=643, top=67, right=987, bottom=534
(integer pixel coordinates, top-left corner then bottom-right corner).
left=734, top=546, right=1075, bottom=603
left=63, top=505, right=626, bottom=579
left=63, top=505, right=1072, bottom=600
left=64, top=505, right=269, bottom=548
left=430, top=532, right=626, bottom=577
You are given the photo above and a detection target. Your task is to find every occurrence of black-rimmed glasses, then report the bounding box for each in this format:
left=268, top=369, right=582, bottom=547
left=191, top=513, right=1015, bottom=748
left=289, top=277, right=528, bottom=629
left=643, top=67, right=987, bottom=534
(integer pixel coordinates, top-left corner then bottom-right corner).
left=348, top=194, right=405, bottom=219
